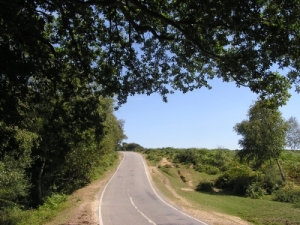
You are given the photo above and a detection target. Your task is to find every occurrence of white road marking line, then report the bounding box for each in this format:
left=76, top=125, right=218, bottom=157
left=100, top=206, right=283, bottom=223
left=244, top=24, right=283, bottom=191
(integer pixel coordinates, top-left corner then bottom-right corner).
left=129, top=196, right=156, bottom=225
left=139, top=153, right=209, bottom=225
left=99, top=153, right=126, bottom=225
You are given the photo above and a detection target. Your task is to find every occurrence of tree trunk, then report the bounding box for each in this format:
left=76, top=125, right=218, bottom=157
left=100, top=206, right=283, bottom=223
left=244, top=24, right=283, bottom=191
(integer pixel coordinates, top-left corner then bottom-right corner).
left=275, top=157, right=286, bottom=182
left=37, top=158, right=45, bottom=205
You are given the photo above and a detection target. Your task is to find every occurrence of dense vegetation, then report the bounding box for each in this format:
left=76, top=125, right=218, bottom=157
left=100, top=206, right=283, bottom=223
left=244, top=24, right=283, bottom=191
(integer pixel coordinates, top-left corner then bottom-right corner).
left=131, top=146, right=300, bottom=207
left=0, top=96, right=126, bottom=224
left=2, top=1, right=300, bottom=108
left=138, top=147, right=300, bottom=224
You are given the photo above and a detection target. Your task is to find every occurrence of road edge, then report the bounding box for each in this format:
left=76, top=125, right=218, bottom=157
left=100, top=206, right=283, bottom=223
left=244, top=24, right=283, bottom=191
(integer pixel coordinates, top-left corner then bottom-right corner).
left=139, top=153, right=209, bottom=225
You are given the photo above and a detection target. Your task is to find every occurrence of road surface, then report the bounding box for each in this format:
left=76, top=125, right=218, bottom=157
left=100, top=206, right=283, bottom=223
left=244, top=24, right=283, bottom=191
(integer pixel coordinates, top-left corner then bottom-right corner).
left=99, top=151, right=208, bottom=225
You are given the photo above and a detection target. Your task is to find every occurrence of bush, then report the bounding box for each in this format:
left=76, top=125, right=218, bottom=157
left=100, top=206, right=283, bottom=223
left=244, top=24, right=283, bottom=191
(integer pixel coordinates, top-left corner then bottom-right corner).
left=146, top=150, right=168, bottom=162
left=196, top=181, right=214, bottom=193
left=0, top=194, right=68, bottom=225
left=246, top=182, right=266, bottom=199
left=194, top=164, right=205, bottom=172
left=273, top=189, right=300, bottom=204
left=195, top=164, right=220, bottom=175
left=174, top=150, right=199, bottom=165
left=287, top=163, right=300, bottom=184
left=205, top=165, right=220, bottom=175
left=262, top=164, right=283, bottom=194
left=42, top=194, right=68, bottom=210
left=215, top=166, right=255, bottom=195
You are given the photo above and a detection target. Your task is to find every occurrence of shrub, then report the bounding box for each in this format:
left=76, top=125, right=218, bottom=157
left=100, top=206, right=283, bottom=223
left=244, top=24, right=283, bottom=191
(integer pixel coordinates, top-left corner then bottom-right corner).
left=215, top=166, right=255, bottom=195
left=42, top=194, right=68, bottom=210
left=287, top=163, right=300, bottom=184
left=194, top=164, right=220, bottom=175
left=262, top=164, right=283, bottom=194
left=0, top=206, right=23, bottom=225
left=246, top=182, right=266, bottom=199
left=205, top=165, right=220, bottom=175
left=194, top=164, right=205, bottom=172
left=196, top=181, right=214, bottom=193
left=273, top=189, right=300, bottom=204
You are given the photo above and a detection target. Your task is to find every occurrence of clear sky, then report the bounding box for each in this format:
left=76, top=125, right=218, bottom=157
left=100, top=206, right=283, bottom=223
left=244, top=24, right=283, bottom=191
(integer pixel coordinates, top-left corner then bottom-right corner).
left=115, top=78, right=299, bottom=150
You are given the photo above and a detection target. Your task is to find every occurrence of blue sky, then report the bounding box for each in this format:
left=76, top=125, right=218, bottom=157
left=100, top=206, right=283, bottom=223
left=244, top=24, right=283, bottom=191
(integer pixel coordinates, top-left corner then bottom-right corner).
left=115, top=79, right=299, bottom=150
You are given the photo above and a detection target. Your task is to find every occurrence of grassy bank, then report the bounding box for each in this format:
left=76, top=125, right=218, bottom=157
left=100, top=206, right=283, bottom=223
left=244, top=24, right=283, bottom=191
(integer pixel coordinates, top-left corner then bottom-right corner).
left=142, top=149, right=300, bottom=225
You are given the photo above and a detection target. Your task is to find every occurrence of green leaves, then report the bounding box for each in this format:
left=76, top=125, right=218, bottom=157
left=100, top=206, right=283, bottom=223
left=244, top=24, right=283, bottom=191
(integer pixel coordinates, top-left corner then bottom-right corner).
left=234, top=100, right=289, bottom=180
left=2, top=0, right=300, bottom=106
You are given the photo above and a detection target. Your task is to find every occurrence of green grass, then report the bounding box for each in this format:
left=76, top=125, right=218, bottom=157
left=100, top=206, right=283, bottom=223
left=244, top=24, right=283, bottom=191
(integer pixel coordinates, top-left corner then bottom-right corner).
left=148, top=158, right=300, bottom=225
left=181, top=190, right=300, bottom=225
left=20, top=194, right=68, bottom=225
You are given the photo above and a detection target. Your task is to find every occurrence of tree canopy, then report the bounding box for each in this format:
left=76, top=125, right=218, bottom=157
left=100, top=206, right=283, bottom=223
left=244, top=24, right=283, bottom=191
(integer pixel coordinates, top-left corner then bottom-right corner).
left=1, top=0, right=300, bottom=107
left=234, top=100, right=289, bottom=181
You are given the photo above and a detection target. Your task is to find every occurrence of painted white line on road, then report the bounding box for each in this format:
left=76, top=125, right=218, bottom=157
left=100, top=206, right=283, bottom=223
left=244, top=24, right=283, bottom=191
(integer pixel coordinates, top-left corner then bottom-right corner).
left=129, top=196, right=157, bottom=225
left=99, top=153, right=125, bottom=225
left=139, top=153, right=209, bottom=225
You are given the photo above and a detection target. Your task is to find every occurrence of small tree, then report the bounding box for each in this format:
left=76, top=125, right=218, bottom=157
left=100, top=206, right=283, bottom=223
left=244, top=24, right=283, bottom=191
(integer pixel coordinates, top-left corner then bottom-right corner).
left=286, top=117, right=300, bottom=150
left=234, top=100, right=289, bottom=182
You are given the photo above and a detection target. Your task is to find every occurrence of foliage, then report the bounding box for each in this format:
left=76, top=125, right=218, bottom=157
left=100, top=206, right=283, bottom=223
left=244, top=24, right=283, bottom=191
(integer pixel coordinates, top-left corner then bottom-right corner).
left=122, top=142, right=144, bottom=151
left=0, top=94, right=125, bottom=221
left=90, top=152, right=118, bottom=181
left=234, top=100, right=289, bottom=181
left=146, top=149, right=300, bottom=225
left=145, top=149, right=171, bottom=162
left=0, top=125, right=38, bottom=210
left=142, top=148, right=300, bottom=198
left=174, top=149, right=233, bottom=174
left=215, top=166, right=256, bottom=195
left=273, top=189, right=300, bottom=204
left=261, top=164, right=283, bottom=194
left=287, top=163, right=300, bottom=184
left=173, top=149, right=200, bottom=165
left=196, top=181, right=214, bottom=193
left=286, top=117, right=300, bottom=150
left=1, top=0, right=300, bottom=108
left=0, top=193, right=68, bottom=225
left=194, top=164, right=220, bottom=175
left=245, top=182, right=266, bottom=199
left=0, top=158, right=30, bottom=206
left=280, top=151, right=300, bottom=184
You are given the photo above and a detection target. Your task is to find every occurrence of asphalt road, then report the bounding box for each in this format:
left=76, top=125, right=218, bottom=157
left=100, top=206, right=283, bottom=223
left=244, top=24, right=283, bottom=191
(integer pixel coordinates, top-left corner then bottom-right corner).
left=99, top=151, right=208, bottom=225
